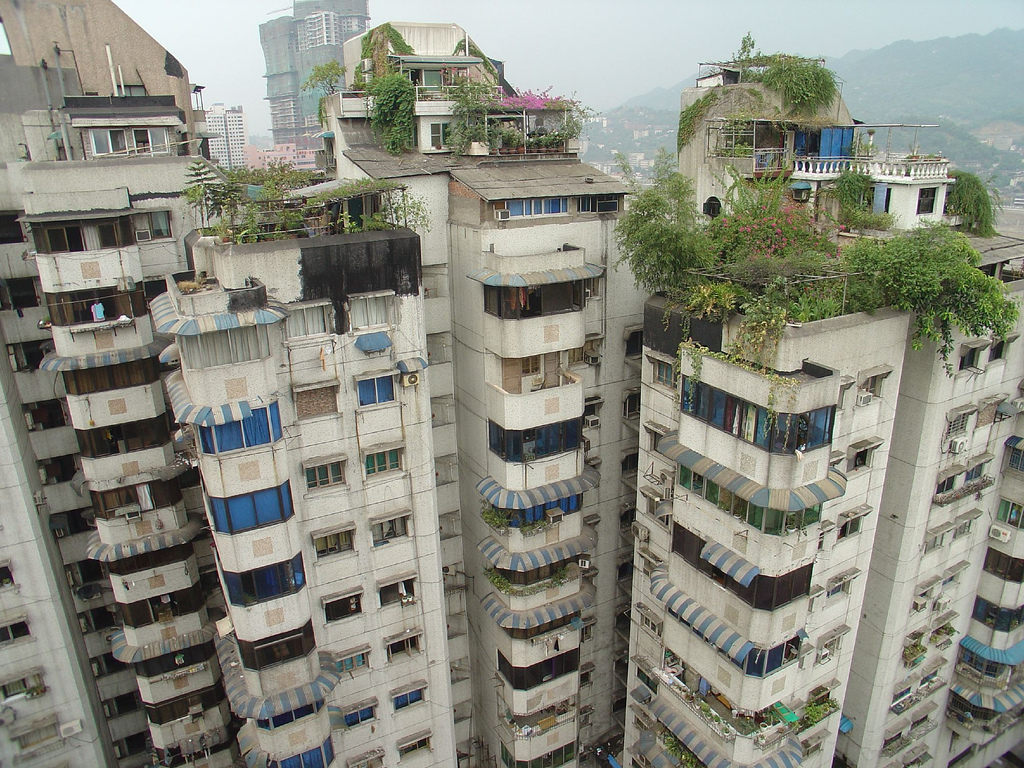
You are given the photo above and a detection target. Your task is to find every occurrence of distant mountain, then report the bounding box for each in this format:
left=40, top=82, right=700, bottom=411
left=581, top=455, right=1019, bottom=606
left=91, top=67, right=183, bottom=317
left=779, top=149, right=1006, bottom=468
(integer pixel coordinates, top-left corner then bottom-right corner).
left=618, top=74, right=696, bottom=112
left=826, top=28, right=1024, bottom=127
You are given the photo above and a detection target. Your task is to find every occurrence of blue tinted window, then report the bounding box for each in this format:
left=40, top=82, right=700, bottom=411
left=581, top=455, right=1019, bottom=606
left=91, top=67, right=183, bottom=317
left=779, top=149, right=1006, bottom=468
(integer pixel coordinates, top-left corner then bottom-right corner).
left=208, top=481, right=294, bottom=534
left=358, top=375, right=395, bottom=406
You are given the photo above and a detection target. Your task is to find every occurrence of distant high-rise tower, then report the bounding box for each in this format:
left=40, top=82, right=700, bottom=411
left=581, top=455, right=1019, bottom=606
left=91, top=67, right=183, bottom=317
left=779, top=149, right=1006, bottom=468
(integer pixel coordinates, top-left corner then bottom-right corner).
left=260, top=0, right=369, bottom=150
left=206, top=103, right=248, bottom=170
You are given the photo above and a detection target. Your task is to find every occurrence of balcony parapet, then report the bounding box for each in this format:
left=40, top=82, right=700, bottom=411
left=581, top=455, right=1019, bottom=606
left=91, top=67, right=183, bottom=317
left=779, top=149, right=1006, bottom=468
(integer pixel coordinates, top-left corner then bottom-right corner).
left=792, top=155, right=950, bottom=182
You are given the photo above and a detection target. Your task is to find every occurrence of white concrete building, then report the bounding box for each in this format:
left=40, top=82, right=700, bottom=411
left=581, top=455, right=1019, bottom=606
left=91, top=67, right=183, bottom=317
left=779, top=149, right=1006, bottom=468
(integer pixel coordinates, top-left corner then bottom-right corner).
left=207, top=103, right=248, bottom=170
left=622, top=56, right=1024, bottom=768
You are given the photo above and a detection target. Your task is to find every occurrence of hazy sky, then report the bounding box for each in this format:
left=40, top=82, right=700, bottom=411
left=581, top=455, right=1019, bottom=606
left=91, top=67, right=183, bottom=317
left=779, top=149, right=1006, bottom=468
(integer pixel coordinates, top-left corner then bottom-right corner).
left=113, top=0, right=1024, bottom=137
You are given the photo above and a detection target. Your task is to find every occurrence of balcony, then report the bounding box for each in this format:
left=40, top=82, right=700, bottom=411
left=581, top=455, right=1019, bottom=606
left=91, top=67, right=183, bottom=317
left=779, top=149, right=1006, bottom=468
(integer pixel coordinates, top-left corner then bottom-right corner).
left=35, top=244, right=143, bottom=293
left=482, top=310, right=586, bottom=360
left=486, top=370, right=583, bottom=431
left=791, top=154, right=951, bottom=182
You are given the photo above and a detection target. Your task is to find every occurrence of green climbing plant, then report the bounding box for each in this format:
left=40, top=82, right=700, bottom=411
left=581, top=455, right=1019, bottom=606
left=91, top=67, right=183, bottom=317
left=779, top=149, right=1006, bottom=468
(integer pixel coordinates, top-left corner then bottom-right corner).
left=367, top=73, right=416, bottom=155
left=678, top=90, right=719, bottom=152
left=761, top=56, right=836, bottom=115
left=946, top=170, right=997, bottom=237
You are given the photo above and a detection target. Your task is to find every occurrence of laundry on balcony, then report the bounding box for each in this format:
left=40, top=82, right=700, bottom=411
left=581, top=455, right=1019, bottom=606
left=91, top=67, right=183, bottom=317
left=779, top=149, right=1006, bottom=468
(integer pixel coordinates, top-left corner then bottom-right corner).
left=86, top=517, right=202, bottom=561
left=478, top=529, right=595, bottom=571
left=467, top=263, right=604, bottom=287
left=649, top=564, right=754, bottom=665
left=481, top=587, right=594, bottom=631
left=39, top=339, right=169, bottom=371
left=656, top=433, right=847, bottom=512
left=700, top=541, right=761, bottom=587
left=475, top=466, right=601, bottom=510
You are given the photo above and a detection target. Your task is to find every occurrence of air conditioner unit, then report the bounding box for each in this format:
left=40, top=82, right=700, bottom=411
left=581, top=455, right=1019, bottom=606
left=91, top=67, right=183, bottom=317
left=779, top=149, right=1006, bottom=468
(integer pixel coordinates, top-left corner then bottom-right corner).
left=60, top=719, right=83, bottom=739
left=578, top=557, right=591, bottom=570
left=494, top=209, right=511, bottom=221
left=1013, top=398, right=1024, bottom=412
left=912, top=597, right=928, bottom=613
left=124, top=507, right=143, bottom=521
left=631, top=522, right=650, bottom=542
left=401, top=372, right=420, bottom=388
left=582, top=437, right=592, bottom=453
left=116, top=276, right=136, bottom=292
left=856, top=391, right=873, bottom=407
left=990, top=524, right=1013, bottom=542
left=817, top=648, right=831, bottom=662
left=949, top=437, right=968, bottom=455
left=546, top=509, right=563, bottom=524
left=584, top=352, right=601, bottom=365
left=134, top=229, right=152, bottom=242
left=584, top=415, right=601, bottom=429
left=33, top=490, right=46, bottom=506
left=933, top=596, right=951, bottom=612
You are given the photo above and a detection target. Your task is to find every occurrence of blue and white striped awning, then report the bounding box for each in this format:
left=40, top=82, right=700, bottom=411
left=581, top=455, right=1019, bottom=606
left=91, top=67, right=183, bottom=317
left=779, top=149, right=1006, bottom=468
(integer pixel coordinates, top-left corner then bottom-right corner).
left=649, top=563, right=754, bottom=665
left=468, top=263, right=605, bottom=287
left=481, top=586, right=594, bottom=630
left=328, top=706, right=346, bottom=730
left=86, top=517, right=202, bottom=562
left=397, top=357, right=428, bottom=373
left=658, top=433, right=847, bottom=512
left=475, top=466, right=601, bottom=511
left=700, top=541, right=761, bottom=587
left=216, top=634, right=341, bottom=720
left=110, top=623, right=216, bottom=664
left=1006, top=435, right=1024, bottom=448
left=165, top=369, right=267, bottom=426
left=960, top=635, right=1024, bottom=666
left=632, top=731, right=681, bottom=768
left=647, top=697, right=804, bottom=768
left=630, top=683, right=655, bottom=704
left=478, top=529, right=595, bottom=572
left=236, top=722, right=268, bottom=768
left=149, top=292, right=288, bottom=336
left=159, top=342, right=180, bottom=364
left=950, top=682, right=1024, bottom=713
left=39, top=339, right=169, bottom=371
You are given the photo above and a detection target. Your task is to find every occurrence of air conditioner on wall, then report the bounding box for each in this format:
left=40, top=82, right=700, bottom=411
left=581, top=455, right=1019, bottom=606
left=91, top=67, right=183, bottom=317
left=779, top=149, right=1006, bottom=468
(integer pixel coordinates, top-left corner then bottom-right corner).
left=401, top=372, right=420, bottom=387
left=949, top=437, right=968, bottom=455
left=494, top=209, right=511, bottom=221
left=584, top=415, right=600, bottom=429
left=856, top=391, right=873, bottom=407
left=631, top=522, right=650, bottom=542
left=990, top=524, right=1012, bottom=542
left=584, top=352, right=601, bottom=365
left=912, top=597, right=928, bottom=613
left=578, top=557, right=591, bottom=570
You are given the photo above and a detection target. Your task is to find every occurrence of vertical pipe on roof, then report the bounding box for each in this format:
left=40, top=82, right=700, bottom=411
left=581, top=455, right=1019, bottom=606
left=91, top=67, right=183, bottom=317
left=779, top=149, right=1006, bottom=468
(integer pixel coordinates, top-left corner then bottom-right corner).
left=105, top=44, right=118, bottom=96
left=52, top=47, right=74, bottom=160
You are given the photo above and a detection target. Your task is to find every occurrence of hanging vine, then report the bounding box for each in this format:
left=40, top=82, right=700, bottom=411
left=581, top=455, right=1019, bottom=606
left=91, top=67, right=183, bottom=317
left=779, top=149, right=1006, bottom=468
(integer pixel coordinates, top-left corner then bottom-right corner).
left=361, top=23, right=414, bottom=76
left=367, top=73, right=416, bottom=155
left=677, top=90, right=719, bottom=152
left=761, top=57, right=837, bottom=115
left=453, top=37, right=499, bottom=82
left=946, top=170, right=997, bottom=237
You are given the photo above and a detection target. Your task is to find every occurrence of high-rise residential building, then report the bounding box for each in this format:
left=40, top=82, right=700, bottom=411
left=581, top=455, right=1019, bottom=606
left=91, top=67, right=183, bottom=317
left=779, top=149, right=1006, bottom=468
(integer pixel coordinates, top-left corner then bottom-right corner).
left=0, top=1, right=222, bottom=766
left=622, top=55, right=1024, bottom=768
left=206, top=104, right=248, bottom=170
left=260, top=0, right=370, bottom=151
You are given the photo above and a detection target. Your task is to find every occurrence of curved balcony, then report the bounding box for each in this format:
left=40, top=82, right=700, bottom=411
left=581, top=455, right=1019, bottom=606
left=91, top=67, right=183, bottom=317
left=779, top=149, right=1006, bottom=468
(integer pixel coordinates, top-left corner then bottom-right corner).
left=50, top=315, right=153, bottom=358
left=80, top=442, right=175, bottom=486
left=110, top=553, right=199, bottom=605
left=483, top=566, right=592, bottom=615
left=483, top=311, right=585, bottom=359
left=150, top=700, right=232, bottom=753
left=66, top=382, right=164, bottom=430
left=138, top=657, right=220, bottom=704
left=503, top=708, right=578, bottom=762
left=484, top=508, right=584, bottom=553
left=487, top=450, right=584, bottom=493
left=486, top=370, right=584, bottom=431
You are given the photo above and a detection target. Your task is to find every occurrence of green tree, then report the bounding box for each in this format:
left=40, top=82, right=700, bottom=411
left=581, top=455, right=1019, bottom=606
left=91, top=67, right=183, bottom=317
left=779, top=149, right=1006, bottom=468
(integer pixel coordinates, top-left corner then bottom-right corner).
left=946, top=170, right=998, bottom=237
left=366, top=73, right=417, bottom=155
left=303, top=60, right=346, bottom=125
left=614, top=150, right=713, bottom=293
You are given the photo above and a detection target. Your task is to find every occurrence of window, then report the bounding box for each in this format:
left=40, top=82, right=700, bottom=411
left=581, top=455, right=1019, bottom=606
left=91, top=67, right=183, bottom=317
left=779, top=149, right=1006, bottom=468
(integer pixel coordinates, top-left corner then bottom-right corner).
left=850, top=446, right=874, bottom=471
left=990, top=338, right=1008, bottom=361
left=15, top=721, right=58, bottom=750
left=997, top=498, right=1024, bottom=529
left=357, top=375, right=396, bottom=406
left=654, top=360, right=674, bottom=387
left=256, top=700, right=324, bottom=730
left=861, top=374, right=886, bottom=398
left=623, top=391, right=641, bottom=419
left=37, top=224, right=85, bottom=253
left=365, top=449, right=402, bottom=477
left=91, top=129, right=127, bottom=157
left=324, top=593, right=362, bottom=622
left=237, top=621, right=316, bottom=671
left=393, top=687, right=424, bottom=710
left=399, top=736, right=431, bottom=757
left=344, top=702, right=376, bottom=727
left=379, top=578, right=416, bottom=606
left=349, top=294, right=389, bottom=330
left=207, top=481, right=295, bottom=534
left=76, top=414, right=169, bottom=458
left=626, top=329, right=643, bottom=357
left=197, top=405, right=283, bottom=454
left=827, top=581, right=851, bottom=598
left=102, top=691, right=141, bottom=718
left=568, top=347, right=585, bottom=366
left=487, top=418, right=582, bottom=461
left=972, top=596, right=1024, bottom=632
left=923, top=530, right=947, bottom=554
left=429, top=122, right=450, bottom=149
left=63, top=357, right=159, bottom=396
left=294, top=385, right=338, bottom=419
left=0, top=564, right=12, bottom=587
left=815, top=634, right=843, bottom=665
left=964, top=461, right=987, bottom=483
left=1010, top=448, right=1024, bottom=473
left=5, top=277, right=38, bottom=308
left=131, top=127, right=169, bottom=155
left=0, top=620, right=30, bottom=644
left=267, top=738, right=334, bottom=768
left=936, top=474, right=956, bottom=494
left=521, top=356, right=541, bottom=375
left=313, top=528, right=353, bottom=557
left=837, top=516, right=862, bottom=540
left=1, top=671, right=43, bottom=700
left=984, top=548, right=1024, bottom=583
left=954, top=517, right=976, bottom=540
left=959, top=347, right=981, bottom=372
left=178, top=325, right=271, bottom=368
left=506, top=197, right=568, bottom=217
left=917, top=187, right=937, bottom=215
left=372, top=514, right=409, bottom=545
left=223, top=553, right=305, bottom=607
left=134, top=210, right=171, bottom=239
left=336, top=649, right=370, bottom=674
left=286, top=303, right=332, bottom=338
left=387, top=634, right=421, bottom=660
left=579, top=195, right=620, bottom=213
left=482, top=282, right=584, bottom=319
left=306, top=460, right=345, bottom=490
left=703, top=196, right=723, bottom=217
left=497, top=648, right=580, bottom=689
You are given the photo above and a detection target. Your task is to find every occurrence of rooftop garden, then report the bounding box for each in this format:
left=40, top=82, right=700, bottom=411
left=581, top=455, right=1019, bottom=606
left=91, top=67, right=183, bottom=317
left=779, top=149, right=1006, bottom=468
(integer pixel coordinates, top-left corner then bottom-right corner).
left=183, top=160, right=429, bottom=245
left=616, top=153, right=1016, bottom=373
